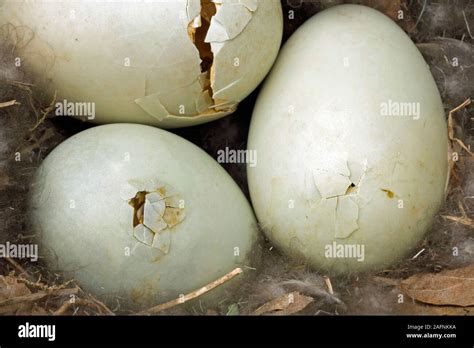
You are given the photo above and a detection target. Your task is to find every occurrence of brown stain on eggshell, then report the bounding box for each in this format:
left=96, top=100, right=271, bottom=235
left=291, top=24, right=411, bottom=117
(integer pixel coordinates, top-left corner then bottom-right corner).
left=381, top=188, right=395, bottom=198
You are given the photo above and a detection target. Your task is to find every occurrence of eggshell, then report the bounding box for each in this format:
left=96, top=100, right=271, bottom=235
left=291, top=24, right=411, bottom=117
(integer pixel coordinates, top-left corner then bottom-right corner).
left=247, top=5, right=449, bottom=273
left=0, top=0, right=282, bottom=128
left=29, top=124, right=259, bottom=308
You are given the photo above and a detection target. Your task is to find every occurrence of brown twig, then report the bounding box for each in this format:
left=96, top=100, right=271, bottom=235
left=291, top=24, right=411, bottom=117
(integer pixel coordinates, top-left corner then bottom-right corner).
left=139, top=267, right=243, bottom=315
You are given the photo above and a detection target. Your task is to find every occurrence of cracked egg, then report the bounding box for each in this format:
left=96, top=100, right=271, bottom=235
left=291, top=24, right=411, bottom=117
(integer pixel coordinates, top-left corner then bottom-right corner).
left=29, top=124, right=259, bottom=308
left=247, top=5, right=449, bottom=273
left=0, top=0, right=283, bottom=128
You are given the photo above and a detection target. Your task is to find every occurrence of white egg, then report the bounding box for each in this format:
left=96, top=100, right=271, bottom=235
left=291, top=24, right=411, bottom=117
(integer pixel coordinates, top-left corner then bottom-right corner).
left=0, top=0, right=282, bottom=128
left=247, top=5, right=449, bottom=273
left=29, top=124, right=259, bottom=308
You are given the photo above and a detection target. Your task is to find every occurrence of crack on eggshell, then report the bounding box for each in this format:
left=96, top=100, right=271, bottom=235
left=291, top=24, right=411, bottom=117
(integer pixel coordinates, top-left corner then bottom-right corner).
left=190, top=0, right=216, bottom=89
left=389, top=154, right=405, bottom=184
left=335, top=196, right=360, bottom=239
left=303, top=171, right=321, bottom=202
left=205, top=0, right=258, bottom=43
left=348, top=159, right=368, bottom=187
left=313, top=170, right=352, bottom=199
left=134, top=0, right=241, bottom=125
left=188, top=0, right=241, bottom=115
left=212, top=77, right=244, bottom=104
left=312, top=157, right=369, bottom=239
left=187, top=0, right=202, bottom=33
left=206, top=0, right=258, bottom=105
left=127, top=182, right=185, bottom=255
left=313, top=157, right=368, bottom=200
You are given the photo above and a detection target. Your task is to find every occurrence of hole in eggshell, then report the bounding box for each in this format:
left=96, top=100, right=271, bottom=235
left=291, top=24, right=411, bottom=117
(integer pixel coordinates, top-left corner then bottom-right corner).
left=195, top=0, right=216, bottom=74
left=129, top=191, right=147, bottom=228
left=188, top=0, right=217, bottom=106
left=345, top=182, right=357, bottom=195
left=128, top=188, right=185, bottom=248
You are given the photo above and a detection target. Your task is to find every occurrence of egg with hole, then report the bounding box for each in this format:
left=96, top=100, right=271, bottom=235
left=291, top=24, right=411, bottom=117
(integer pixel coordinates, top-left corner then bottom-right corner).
left=247, top=5, right=449, bottom=274
left=0, top=0, right=282, bottom=128
left=29, top=124, right=259, bottom=309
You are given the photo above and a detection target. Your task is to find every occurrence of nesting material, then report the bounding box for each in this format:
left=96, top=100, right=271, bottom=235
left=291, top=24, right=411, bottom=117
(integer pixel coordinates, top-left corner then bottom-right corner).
left=0, top=42, right=64, bottom=246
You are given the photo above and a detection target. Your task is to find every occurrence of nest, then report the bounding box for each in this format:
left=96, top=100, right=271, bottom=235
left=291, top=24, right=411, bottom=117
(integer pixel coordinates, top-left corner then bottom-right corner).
left=0, top=0, right=473, bottom=316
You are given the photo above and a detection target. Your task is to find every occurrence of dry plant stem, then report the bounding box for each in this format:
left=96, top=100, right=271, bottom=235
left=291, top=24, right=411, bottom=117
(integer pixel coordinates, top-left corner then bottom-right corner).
left=16, top=126, right=57, bottom=156
left=412, top=248, right=426, bottom=259
left=29, top=91, right=57, bottom=132
left=442, top=199, right=474, bottom=229
left=53, top=299, right=75, bottom=315
left=463, top=10, right=474, bottom=39
left=0, top=287, right=78, bottom=307
left=17, top=277, right=74, bottom=291
left=443, top=215, right=474, bottom=229
left=5, top=258, right=36, bottom=282
left=1, top=80, right=39, bottom=120
left=324, top=276, right=334, bottom=295
left=87, top=296, right=115, bottom=315
left=448, top=98, right=473, bottom=156
left=0, top=99, right=19, bottom=108
left=1, top=80, right=33, bottom=87
left=415, top=0, right=427, bottom=28
left=54, top=298, right=115, bottom=316
left=51, top=281, right=114, bottom=315
left=5, top=257, right=28, bottom=275
left=139, top=267, right=243, bottom=315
